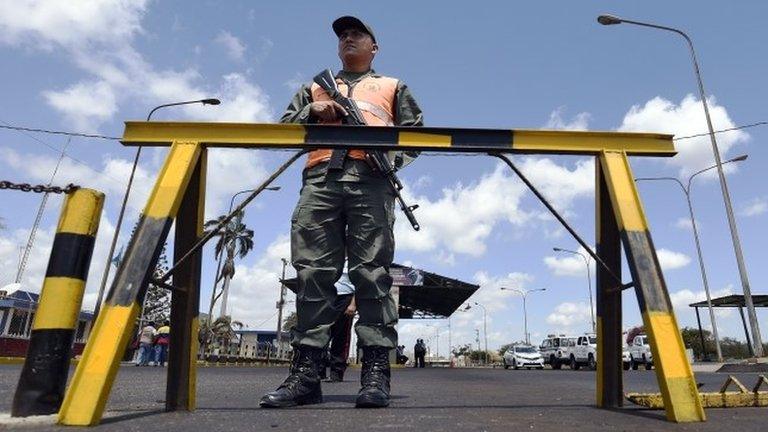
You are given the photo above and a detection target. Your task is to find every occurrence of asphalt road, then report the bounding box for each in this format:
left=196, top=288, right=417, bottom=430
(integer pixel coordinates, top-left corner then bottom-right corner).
left=0, top=364, right=766, bottom=431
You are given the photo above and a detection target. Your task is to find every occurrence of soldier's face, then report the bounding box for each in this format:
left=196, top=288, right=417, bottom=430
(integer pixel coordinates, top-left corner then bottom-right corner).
left=338, top=28, right=377, bottom=65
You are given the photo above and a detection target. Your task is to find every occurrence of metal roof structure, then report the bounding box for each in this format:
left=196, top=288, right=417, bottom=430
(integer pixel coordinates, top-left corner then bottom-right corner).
left=688, top=294, right=767, bottom=358
left=282, top=263, right=479, bottom=319
left=689, top=294, right=768, bottom=308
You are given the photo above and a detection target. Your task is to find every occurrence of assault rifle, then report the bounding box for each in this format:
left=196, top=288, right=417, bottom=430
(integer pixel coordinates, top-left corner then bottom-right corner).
left=313, top=68, right=420, bottom=231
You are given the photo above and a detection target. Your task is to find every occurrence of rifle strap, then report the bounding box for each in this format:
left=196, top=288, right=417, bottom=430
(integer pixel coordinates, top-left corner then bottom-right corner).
left=328, top=149, right=347, bottom=170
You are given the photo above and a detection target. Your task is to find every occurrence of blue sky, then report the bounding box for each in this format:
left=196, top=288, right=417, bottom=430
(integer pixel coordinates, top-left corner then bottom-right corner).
left=0, top=1, right=766, bottom=355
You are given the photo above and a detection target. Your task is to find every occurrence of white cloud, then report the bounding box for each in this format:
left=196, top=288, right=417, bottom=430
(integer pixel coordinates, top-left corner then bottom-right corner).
left=204, top=148, right=269, bottom=217
left=617, top=95, right=749, bottom=178
left=656, top=248, right=691, bottom=271
left=0, top=214, right=117, bottom=311
left=221, top=234, right=295, bottom=328
left=0, top=1, right=273, bottom=130
left=395, top=164, right=530, bottom=256
left=669, top=286, right=734, bottom=319
left=546, top=301, right=593, bottom=330
left=740, top=197, right=767, bottom=217
left=215, top=30, right=246, bottom=61
left=43, top=81, right=118, bottom=131
left=544, top=246, right=593, bottom=277
left=0, top=147, right=154, bottom=215
left=0, top=0, right=148, bottom=49
left=545, top=107, right=591, bottom=131
left=396, top=158, right=594, bottom=257
left=674, top=217, right=694, bottom=231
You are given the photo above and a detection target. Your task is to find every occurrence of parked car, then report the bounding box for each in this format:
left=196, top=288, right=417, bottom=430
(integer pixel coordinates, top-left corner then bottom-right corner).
left=539, top=335, right=575, bottom=370
left=503, top=344, right=544, bottom=370
left=628, top=334, right=653, bottom=370
left=570, top=334, right=597, bottom=370
left=622, top=345, right=631, bottom=370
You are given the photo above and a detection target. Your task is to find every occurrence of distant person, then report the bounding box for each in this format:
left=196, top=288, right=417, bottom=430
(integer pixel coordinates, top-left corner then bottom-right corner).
left=154, top=320, right=170, bottom=367
left=320, top=268, right=356, bottom=382
left=414, top=339, right=426, bottom=368
left=396, top=345, right=408, bottom=365
left=136, top=321, right=156, bottom=366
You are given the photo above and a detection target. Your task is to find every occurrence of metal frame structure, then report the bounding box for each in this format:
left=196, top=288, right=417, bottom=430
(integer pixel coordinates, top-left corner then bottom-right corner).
left=57, top=122, right=704, bottom=425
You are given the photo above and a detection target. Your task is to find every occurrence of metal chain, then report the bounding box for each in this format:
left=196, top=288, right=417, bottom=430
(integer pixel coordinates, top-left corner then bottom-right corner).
left=0, top=180, right=80, bottom=194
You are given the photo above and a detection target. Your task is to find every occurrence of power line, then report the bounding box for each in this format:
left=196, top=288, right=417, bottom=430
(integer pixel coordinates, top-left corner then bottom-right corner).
left=0, top=124, right=120, bottom=140
left=0, top=119, right=138, bottom=193
left=673, top=121, right=767, bottom=141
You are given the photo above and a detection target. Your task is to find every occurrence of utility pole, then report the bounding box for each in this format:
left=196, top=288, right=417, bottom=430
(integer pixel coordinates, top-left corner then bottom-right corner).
left=275, top=258, right=288, bottom=357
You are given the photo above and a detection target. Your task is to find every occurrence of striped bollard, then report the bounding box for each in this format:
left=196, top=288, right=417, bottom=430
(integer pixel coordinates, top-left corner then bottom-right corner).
left=11, top=188, right=104, bottom=417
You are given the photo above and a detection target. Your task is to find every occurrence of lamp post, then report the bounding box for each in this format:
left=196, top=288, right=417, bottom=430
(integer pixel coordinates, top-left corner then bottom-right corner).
left=553, top=247, right=595, bottom=333
left=212, top=186, right=281, bottom=319
left=597, top=13, right=763, bottom=357
left=93, top=98, right=221, bottom=319
left=501, top=287, right=546, bottom=345
left=636, top=154, right=748, bottom=361
left=464, top=302, right=488, bottom=365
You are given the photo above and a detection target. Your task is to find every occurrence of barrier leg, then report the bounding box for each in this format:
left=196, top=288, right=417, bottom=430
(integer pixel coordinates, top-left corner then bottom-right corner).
left=167, top=148, right=206, bottom=411
left=595, top=162, right=623, bottom=408
left=58, top=141, right=202, bottom=426
left=599, top=150, right=705, bottom=422
left=12, top=189, right=104, bottom=417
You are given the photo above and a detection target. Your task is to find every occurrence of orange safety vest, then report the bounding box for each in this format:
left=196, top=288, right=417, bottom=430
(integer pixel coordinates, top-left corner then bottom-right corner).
left=305, top=74, right=398, bottom=170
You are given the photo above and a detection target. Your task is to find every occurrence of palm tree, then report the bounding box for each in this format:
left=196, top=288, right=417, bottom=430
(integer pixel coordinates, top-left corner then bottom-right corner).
left=201, top=211, right=253, bottom=354
left=204, top=210, right=254, bottom=319
left=198, top=315, right=244, bottom=357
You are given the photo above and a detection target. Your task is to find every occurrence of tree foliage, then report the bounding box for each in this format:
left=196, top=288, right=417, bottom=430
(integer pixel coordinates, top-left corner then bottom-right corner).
left=282, top=311, right=297, bottom=332
left=198, top=315, right=244, bottom=353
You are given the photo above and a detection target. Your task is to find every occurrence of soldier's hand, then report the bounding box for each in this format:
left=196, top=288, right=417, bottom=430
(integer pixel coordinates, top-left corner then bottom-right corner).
left=310, top=101, right=348, bottom=121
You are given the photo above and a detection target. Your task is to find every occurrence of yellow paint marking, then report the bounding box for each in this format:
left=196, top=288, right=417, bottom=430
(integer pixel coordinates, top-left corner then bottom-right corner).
left=645, top=312, right=692, bottom=379
left=189, top=317, right=200, bottom=410
left=123, top=122, right=306, bottom=146
left=33, top=277, right=85, bottom=330
left=58, top=304, right=139, bottom=426
left=596, top=317, right=604, bottom=406
left=514, top=131, right=674, bottom=155
left=398, top=131, right=452, bottom=148
left=640, top=311, right=705, bottom=422
left=144, top=141, right=201, bottom=219
left=56, top=189, right=104, bottom=236
left=599, top=151, right=649, bottom=231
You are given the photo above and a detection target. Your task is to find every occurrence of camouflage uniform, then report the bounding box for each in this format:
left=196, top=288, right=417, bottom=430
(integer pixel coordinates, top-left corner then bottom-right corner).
left=281, top=69, right=423, bottom=349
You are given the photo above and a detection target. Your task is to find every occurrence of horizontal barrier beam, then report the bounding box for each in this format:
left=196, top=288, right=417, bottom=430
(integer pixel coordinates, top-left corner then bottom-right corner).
left=122, top=122, right=676, bottom=156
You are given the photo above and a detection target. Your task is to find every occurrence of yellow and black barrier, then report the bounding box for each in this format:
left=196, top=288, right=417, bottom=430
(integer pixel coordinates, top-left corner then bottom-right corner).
left=57, top=122, right=704, bottom=425
left=627, top=375, right=768, bottom=409
left=11, top=188, right=104, bottom=417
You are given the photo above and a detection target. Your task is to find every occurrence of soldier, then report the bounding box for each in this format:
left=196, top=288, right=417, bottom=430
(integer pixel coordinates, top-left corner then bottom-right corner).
left=260, top=15, right=423, bottom=409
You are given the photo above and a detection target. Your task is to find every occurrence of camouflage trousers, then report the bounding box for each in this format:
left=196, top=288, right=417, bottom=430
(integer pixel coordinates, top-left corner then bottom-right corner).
left=290, top=161, right=398, bottom=349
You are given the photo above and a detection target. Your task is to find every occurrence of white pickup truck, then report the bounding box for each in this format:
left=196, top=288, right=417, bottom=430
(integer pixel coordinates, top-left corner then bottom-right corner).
left=569, top=334, right=597, bottom=370
left=628, top=334, right=653, bottom=370
left=539, top=335, right=576, bottom=370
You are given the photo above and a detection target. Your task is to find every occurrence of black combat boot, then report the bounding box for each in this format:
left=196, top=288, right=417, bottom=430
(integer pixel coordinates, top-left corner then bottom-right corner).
left=355, top=346, right=391, bottom=408
left=259, top=345, right=323, bottom=408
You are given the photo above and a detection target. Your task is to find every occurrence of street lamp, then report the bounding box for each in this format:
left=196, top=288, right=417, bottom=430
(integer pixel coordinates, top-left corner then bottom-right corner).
left=94, top=98, right=221, bottom=318
left=501, top=287, right=546, bottom=345
left=597, top=13, right=763, bottom=357
left=553, top=247, right=595, bottom=333
left=636, top=153, right=748, bottom=361
left=212, top=186, right=282, bottom=318
left=464, top=302, right=489, bottom=365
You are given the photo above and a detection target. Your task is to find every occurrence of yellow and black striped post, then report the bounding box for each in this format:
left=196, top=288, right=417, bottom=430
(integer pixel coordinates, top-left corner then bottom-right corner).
left=599, top=150, right=705, bottom=422
left=11, top=188, right=104, bottom=417
left=58, top=141, right=203, bottom=426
